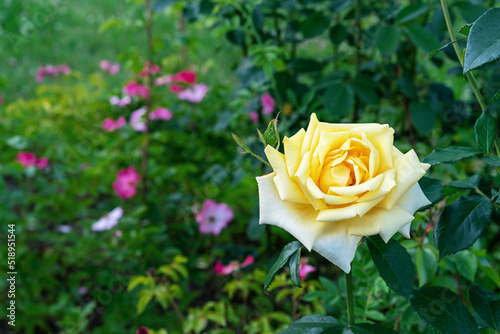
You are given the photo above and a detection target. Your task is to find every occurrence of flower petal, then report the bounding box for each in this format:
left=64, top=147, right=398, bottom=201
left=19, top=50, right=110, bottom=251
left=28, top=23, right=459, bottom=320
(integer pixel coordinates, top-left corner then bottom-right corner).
left=395, top=182, right=432, bottom=215
left=283, top=128, right=306, bottom=177
left=301, top=113, right=320, bottom=157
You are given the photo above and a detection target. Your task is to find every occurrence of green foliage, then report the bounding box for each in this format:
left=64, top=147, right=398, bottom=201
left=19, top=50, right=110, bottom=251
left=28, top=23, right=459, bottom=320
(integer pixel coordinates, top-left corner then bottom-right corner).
left=264, top=241, right=303, bottom=290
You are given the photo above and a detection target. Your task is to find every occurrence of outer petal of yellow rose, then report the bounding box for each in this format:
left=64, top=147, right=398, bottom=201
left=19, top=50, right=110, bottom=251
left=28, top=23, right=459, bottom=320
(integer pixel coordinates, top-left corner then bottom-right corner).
left=301, top=113, right=319, bottom=157
left=256, top=173, right=328, bottom=250
left=265, top=145, right=288, bottom=175
left=296, top=151, right=328, bottom=210
left=377, top=150, right=429, bottom=210
left=395, top=182, right=432, bottom=216
left=283, top=128, right=306, bottom=177
left=273, top=175, right=310, bottom=205
left=398, top=223, right=411, bottom=239
left=311, top=221, right=362, bottom=273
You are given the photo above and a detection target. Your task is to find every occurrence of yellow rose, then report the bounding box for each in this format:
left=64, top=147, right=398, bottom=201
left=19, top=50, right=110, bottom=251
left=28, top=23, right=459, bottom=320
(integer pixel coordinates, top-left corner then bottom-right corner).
left=257, top=113, right=431, bottom=273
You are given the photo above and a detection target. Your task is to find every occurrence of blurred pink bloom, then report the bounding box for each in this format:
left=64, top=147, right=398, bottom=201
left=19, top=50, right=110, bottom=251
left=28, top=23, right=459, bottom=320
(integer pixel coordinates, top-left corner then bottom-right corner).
left=100, top=60, right=111, bottom=71
left=261, top=93, right=275, bottom=115
left=299, top=259, right=316, bottom=280
left=138, top=61, right=161, bottom=78
left=149, top=107, right=173, bottom=121
left=58, top=64, right=71, bottom=74
left=214, top=255, right=255, bottom=275
left=16, top=152, right=37, bottom=167
left=137, top=327, right=149, bottom=334
left=78, top=286, right=88, bottom=296
left=0, top=94, right=3, bottom=105
left=114, top=230, right=122, bottom=238
left=249, top=111, right=258, bottom=123
left=100, top=60, right=120, bottom=75
left=173, top=70, right=196, bottom=84
left=109, top=95, right=131, bottom=107
left=123, top=81, right=149, bottom=99
left=109, top=63, right=120, bottom=75
left=155, top=74, right=173, bottom=86
left=169, top=84, right=184, bottom=93
left=130, top=108, right=147, bottom=132
left=196, top=199, right=233, bottom=235
left=113, top=166, right=140, bottom=199
left=102, top=116, right=126, bottom=132
left=35, top=157, right=49, bottom=169
left=91, top=207, right=124, bottom=231
left=58, top=225, right=72, bottom=233
left=177, top=84, right=208, bottom=103
left=36, top=64, right=71, bottom=82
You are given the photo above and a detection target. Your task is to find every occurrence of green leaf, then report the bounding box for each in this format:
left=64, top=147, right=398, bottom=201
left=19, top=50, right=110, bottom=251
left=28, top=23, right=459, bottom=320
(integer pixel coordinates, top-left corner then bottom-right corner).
left=474, top=110, right=497, bottom=153
left=257, top=117, right=280, bottom=149
left=395, top=3, right=429, bottom=25
left=329, top=24, right=347, bottom=45
left=410, top=286, right=479, bottom=334
left=444, top=174, right=480, bottom=189
left=406, top=25, right=441, bottom=53
left=350, top=323, right=401, bottom=333
left=264, top=241, right=303, bottom=290
left=416, top=245, right=438, bottom=287
left=483, top=155, right=500, bottom=167
left=376, top=25, right=402, bottom=55
left=300, top=13, right=330, bottom=39
left=289, top=314, right=341, bottom=328
left=459, top=24, right=472, bottom=37
left=252, top=6, right=264, bottom=31
left=366, top=235, right=415, bottom=298
left=289, top=248, right=302, bottom=288
left=454, top=250, right=477, bottom=282
left=350, top=76, right=379, bottom=105
left=137, top=292, right=153, bottom=314
left=422, top=146, right=483, bottom=165
left=434, top=196, right=492, bottom=259
left=469, top=284, right=500, bottom=330
left=464, top=8, right=500, bottom=74
left=152, top=0, right=178, bottom=12
left=323, top=83, right=354, bottom=118
left=418, top=177, right=443, bottom=205
left=478, top=260, right=500, bottom=289
left=428, top=38, right=467, bottom=59
left=410, top=101, right=436, bottom=135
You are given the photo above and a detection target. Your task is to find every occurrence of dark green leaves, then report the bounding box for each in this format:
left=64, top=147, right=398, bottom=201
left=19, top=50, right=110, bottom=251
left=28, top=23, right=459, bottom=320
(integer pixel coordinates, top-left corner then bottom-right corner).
left=406, top=25, right=440, bottom=53
left=410, top=101, right=436, bottom=135
left=422, top=146, right=483, bottom=165
left=289, top=246, right=302, bottom=288
left=300, top=14, right=330, bottom=39
left=444, top=174, right=479, bottom=189
left=464, top=8, right=500, bottom=74
left=434, top=196, right=492, bottom=259
left=376, top=25, right=402, bottom=55
left=410, top=286, right=480, bottom=334
left=468, top=285, right=500, bottom=330
left=264, top=241, right=303, bottom=290
left=418, top=177, right=443, bottom=205
left=152, top=0, right=178, bottom=12
left=483, top=155, right=500, bottom=167
left=366, top=236, right=415, bottom=298
left=474, top=110, right=497, bottom=153
left=323, top=83, right=354, bottom=118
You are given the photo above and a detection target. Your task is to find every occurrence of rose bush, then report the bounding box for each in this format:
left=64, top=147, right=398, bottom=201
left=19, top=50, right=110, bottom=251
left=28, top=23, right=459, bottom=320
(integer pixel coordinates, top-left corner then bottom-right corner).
left=257, top=113, right=431, bottom=272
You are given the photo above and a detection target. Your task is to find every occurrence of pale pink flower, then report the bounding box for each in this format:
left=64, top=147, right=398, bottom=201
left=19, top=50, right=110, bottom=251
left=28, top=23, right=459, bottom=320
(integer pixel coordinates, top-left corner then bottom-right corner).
left=195, top=199, right=233, bottom=235
left=102, top=116, right=126, bottom=132
left=92, top=207, right=124, bottom=231
left=16, top=152, right=37, bottom=167
left=109, top=63, right=120, bottom=75
left=57, top=64, right=71, bottom=75
left=155, top=74, right=173, bottom=86
left=100, top=60, right=111, bottom=71
left=173, top=70, right=196, bottom=84
left=214, top=255, right=255, bottom=275
left=177, top=84, right=208, bottom=103
left=109, top=95, right=131, bottom=107
left=138, top=61, right=161, bottom=78
left=130, top=108, right=147, bottom=132
left=113, top=167, right=140, bottom=199
left=299, top=258, right=316, bottom=280
left=36, top=64, right=71, bottom=82
left=249, top=111, right=258, bottom=123
left=149, top=107, right=173, bottom=121
left=261, top=93, right=275, bottom=115
left=35, top=157, right=49, bottom=169
left=123, top=81, right=149, bottom=99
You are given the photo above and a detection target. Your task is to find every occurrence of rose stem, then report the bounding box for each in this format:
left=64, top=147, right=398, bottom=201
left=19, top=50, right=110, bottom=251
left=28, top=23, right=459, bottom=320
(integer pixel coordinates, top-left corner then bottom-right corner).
left=345, top=270, right=355, bottom=325
left=440, top=0, right=500, bottom=160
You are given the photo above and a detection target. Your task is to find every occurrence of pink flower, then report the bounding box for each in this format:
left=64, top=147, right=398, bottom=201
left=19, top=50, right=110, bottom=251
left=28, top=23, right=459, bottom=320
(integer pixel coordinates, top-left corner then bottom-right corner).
left=249, top=111, right=258, bottom=123
left=16, top=152, right=37, bottom=167
left=78, top=286, right=88, bottom=296
left=100, top=61, right=120, bottom=75
left=177, top=84, right=208, bottom=103
left=136, top=327, right=149, bottom=334
left=35, top=157, right=49, bottom=169
left=195, top=199, right=233, bottom=235
left=109, top=95, right=131, bottom=107
left=91, top=207, right=124, bottom=231
left=0, top=94, right=3, bottom=105
left=261, top=93, right=275, bottom=115
left=109, top=63, right=120, bottom=75
left=113, top=166, right=140, bottom=199
left=169, top=84, right=184, bottom=93
left=36, top=64, right=71, bottom=82
left=214, top=255, right=255, bottom=275
left=102, top=116, right=126, bottom=132
left=173, top=70, right=196, bottom=84
left=155, top=74, right=173, bottom=86
left=138, top=61, right=161, bottom=78
left=298, top=258, right=316, bottom=280
left=123, top=81, right=149, bottom=99
left=58, top=64, right=71, bottom=75
left=130, top=108, right=147, bottom=132
left=149, top=107, right=173, bottom=121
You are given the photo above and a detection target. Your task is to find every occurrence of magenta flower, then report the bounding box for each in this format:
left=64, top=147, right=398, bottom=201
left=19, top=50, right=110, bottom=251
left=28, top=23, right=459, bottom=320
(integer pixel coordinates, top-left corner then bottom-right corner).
left=35, top=157, right=49, bottom=169
left=16, top=152, right=37, bottom=167
left=298, top=258, right=316, bottom=280
left=102, top=116, right=126, bottom=132
left=214, top=255, right=255, bottom=275
left=138, top=61, right=161, bottom=78
left=249, top=111, right=259, bottom=123
left=261, top=93, right=275, bottom=115
left=130, top=108, right=147, bottom=132
left=109, top=95, right=131, bottom=107
left=173, top=70, right=197, bottom=84
left=113, top=166, right=140, bottom=199
left=91, top=207, right=124, bottom=231
left=36, top=64, right=71, bottom=82
left=196, top=199, right=233, bottom=235
left=136, top=327, right=149, bottom=334
left=149, top=107, right=173, bottom=121
left=123, top=81, right=149, bottom=99
left=177, top=84, right=208, bottom=103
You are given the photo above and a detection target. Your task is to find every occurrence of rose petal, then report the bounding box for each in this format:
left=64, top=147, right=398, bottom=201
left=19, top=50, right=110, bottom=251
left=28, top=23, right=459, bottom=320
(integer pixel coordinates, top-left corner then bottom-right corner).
left=283, top=128, right=306, bottom=177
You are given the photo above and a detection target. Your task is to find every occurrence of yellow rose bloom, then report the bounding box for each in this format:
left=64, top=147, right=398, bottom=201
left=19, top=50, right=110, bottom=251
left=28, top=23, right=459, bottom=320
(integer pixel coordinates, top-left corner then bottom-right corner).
left=257, top=113, right=431, bottom=273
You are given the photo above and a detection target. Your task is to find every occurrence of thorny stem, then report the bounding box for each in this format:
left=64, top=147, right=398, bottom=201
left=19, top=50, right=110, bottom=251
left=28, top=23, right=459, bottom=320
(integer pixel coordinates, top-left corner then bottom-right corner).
left=346, top=271, right=355, bottom=325
left=440, top=0, right=500, bottom=163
